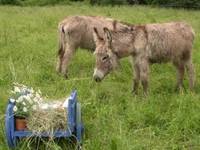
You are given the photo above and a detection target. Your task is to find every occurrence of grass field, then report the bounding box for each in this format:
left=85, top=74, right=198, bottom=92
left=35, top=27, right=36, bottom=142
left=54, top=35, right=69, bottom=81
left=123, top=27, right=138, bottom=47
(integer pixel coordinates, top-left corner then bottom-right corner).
left=0, top=3, right=200, bottom=150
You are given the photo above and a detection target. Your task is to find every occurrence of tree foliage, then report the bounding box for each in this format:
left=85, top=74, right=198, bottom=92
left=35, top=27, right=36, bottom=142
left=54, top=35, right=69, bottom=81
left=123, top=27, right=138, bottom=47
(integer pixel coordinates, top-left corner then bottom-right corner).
left=0, top=0, right=199, bottom=9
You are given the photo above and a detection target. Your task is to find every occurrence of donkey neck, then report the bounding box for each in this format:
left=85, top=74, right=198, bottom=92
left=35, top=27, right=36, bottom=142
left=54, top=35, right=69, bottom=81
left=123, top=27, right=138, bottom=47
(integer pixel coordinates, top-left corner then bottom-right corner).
left=111, top=34, right=135, bottom=58
left=112, top=24, right=147, bottom=58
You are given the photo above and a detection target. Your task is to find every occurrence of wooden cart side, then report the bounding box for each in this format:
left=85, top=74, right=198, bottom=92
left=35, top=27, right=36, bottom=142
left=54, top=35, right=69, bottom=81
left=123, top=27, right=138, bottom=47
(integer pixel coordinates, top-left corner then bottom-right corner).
left=5, top=101, right=17, bottom=148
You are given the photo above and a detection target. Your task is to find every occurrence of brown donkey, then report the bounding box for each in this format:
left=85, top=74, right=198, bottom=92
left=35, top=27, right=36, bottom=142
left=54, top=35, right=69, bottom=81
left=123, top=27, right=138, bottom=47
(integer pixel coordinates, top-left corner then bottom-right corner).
left=56, top=16, right=130, bottom=78
left=92, top=22, right=195, bottom=94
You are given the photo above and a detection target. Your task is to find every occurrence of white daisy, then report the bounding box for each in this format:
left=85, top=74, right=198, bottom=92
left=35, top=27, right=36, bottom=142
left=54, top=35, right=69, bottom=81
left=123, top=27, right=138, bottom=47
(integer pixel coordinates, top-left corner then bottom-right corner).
left=23, top=107, right=27, bottom=112
left=10, top=98, right=15, bottom=103
left=26, top=95, right=31, bottom=101
left=11, top=90, right=15, bottom=94
left=17, top=96, right=23, bottom=102
left=27, top=93, right=33, bottom=98
left=22, top=102, right=26, bottom=105
left=21, top=88, right=26, bottom=94
left=28, top=99, right=33, bottom=104
left=14, top=86, right=20, bottom=93
left=13, top=106, right=18, bottom=112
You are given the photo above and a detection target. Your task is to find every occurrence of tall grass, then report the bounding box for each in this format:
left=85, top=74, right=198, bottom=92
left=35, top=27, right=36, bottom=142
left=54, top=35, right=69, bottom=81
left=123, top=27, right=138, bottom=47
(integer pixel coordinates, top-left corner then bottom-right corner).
left=0, top=3, right=200, bottom=149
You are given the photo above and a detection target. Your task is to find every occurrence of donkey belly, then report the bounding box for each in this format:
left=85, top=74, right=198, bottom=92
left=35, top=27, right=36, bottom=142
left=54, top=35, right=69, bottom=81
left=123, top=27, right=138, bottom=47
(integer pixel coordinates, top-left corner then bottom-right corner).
left=148, top=48, right=172, bottom=64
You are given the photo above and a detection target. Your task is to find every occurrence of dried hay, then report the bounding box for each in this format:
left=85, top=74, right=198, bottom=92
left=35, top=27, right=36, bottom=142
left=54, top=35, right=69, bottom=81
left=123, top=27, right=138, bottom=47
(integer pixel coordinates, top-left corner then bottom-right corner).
left=26, top=101, right=68, bottom=136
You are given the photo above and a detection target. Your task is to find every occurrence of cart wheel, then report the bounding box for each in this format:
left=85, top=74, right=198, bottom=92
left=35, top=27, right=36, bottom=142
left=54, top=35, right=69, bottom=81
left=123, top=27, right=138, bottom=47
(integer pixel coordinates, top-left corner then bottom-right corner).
left=5, top=102, right=17, bottom=148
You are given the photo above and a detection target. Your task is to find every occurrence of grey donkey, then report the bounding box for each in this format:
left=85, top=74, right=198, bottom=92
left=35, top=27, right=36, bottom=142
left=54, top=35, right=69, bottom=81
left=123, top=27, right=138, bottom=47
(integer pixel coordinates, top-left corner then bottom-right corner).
left=92, top=22, right=195, bottom=94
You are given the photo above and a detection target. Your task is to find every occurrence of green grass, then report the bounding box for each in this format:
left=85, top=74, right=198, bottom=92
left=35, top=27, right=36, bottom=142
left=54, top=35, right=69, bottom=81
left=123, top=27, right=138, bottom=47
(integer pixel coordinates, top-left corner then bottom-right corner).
left=0, top=3, right=200, bottom=150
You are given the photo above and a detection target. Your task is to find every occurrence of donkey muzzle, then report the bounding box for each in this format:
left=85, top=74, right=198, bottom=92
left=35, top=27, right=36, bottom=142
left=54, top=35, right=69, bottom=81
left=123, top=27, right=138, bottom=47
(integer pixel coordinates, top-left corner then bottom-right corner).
left=93, top=68, right=104, bottom=82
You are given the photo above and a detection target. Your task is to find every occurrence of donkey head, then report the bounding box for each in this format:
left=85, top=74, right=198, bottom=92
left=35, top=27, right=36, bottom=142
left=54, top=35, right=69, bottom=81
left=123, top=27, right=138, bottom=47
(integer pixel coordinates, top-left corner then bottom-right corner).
left=92, top=27, right=119, bottom=82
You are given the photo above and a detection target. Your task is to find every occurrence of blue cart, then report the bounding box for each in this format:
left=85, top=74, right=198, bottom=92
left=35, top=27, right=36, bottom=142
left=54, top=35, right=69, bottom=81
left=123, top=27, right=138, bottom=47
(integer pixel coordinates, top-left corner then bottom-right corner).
left=5, top=91, right=83, bottom=149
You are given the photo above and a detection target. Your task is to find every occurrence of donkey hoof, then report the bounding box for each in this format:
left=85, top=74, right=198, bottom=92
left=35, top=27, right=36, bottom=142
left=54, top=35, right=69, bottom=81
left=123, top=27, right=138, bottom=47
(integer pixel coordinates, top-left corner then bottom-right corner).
left=56, top=65, right=62, bottom=73
left=143, top=92, right=148, bottom=97
left=131, top=90, right=138, bottom=95
left=64, top=74, right=68, bottom=79
left=174, top=85, right=185, bottom=92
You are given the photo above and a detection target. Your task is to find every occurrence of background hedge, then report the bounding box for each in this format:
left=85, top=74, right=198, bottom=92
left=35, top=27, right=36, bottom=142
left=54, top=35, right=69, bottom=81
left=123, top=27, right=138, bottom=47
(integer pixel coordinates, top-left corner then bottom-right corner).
left=0, top=0, right=200, bottom=9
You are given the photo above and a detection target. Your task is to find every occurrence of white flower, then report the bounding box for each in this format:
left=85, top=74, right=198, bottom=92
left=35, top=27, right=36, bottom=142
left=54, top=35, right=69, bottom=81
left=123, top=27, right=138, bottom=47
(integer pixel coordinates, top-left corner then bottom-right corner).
left=32, top=105, right=37, bottom=110
left=25, top=95, right=31, bottom=101
left=23, top=107, right=27, bottom=112
left=21, top=95, right=26, bottom=99
left=22, top=102, right=26, bottom=105
left=27, top=93, right=33, bottom=98
left=23, top=95, right=32, bottom=104
left=19, top=98, right=23, bottom=102
left=14, top=86, right=20, bottom=93
left=11, top=90, right=15, bottom=94
left=28, top=99, right=33, bottom=104
left=13, top=106, right=18, bottom=112
left=10, top=98, right=15, bottom=103
left=17, top=96, right=23, bottom=103
left=21, top=88, right=26, bottom=94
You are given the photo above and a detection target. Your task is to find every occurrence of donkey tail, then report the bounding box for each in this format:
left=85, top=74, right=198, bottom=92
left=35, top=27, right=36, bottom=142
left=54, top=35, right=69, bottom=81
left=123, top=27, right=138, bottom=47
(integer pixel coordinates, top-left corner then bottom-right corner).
left=57, top=23, right=65, bottom=56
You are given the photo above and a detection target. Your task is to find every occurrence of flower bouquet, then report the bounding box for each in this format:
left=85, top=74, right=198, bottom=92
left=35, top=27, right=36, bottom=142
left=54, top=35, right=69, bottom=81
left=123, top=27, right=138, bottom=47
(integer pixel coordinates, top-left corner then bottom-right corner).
left=10, top=83, right=43, bottom=130
left=9, top=83, right=69, bottom=133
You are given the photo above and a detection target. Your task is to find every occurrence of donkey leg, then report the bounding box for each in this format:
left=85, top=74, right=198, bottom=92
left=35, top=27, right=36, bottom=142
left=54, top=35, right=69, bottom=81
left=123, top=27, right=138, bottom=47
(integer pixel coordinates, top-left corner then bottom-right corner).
left=56, top=51, right=64, bottom=73
left=56, top=57, right=62, bottom=73
left=186, top=59, right=195, bottom=90
left=61, top=45, right=76, bottom=78
left=175, top=63, right=185, bottom=91
left=132, top=63, right=140, bottom=94
left=139, top=60, right=149, bottom=95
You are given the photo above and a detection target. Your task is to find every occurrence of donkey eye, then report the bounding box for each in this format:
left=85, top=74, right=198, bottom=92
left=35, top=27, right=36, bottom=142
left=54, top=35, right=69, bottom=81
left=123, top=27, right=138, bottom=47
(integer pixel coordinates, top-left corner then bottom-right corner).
left=102, top=55, right=109, bottom=61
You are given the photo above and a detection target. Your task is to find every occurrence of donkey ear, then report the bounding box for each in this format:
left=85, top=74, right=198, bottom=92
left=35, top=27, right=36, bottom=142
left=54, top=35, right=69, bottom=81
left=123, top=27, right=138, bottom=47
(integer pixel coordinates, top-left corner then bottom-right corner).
left=103, top=27, right=112, bottom=46
left=93, top=27, right=103, bottom=43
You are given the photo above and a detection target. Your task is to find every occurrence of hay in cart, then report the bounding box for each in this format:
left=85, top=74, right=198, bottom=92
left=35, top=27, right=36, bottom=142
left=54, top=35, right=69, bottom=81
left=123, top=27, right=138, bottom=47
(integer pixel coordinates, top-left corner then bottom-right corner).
left=27, top=100, right=68, bottom=135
